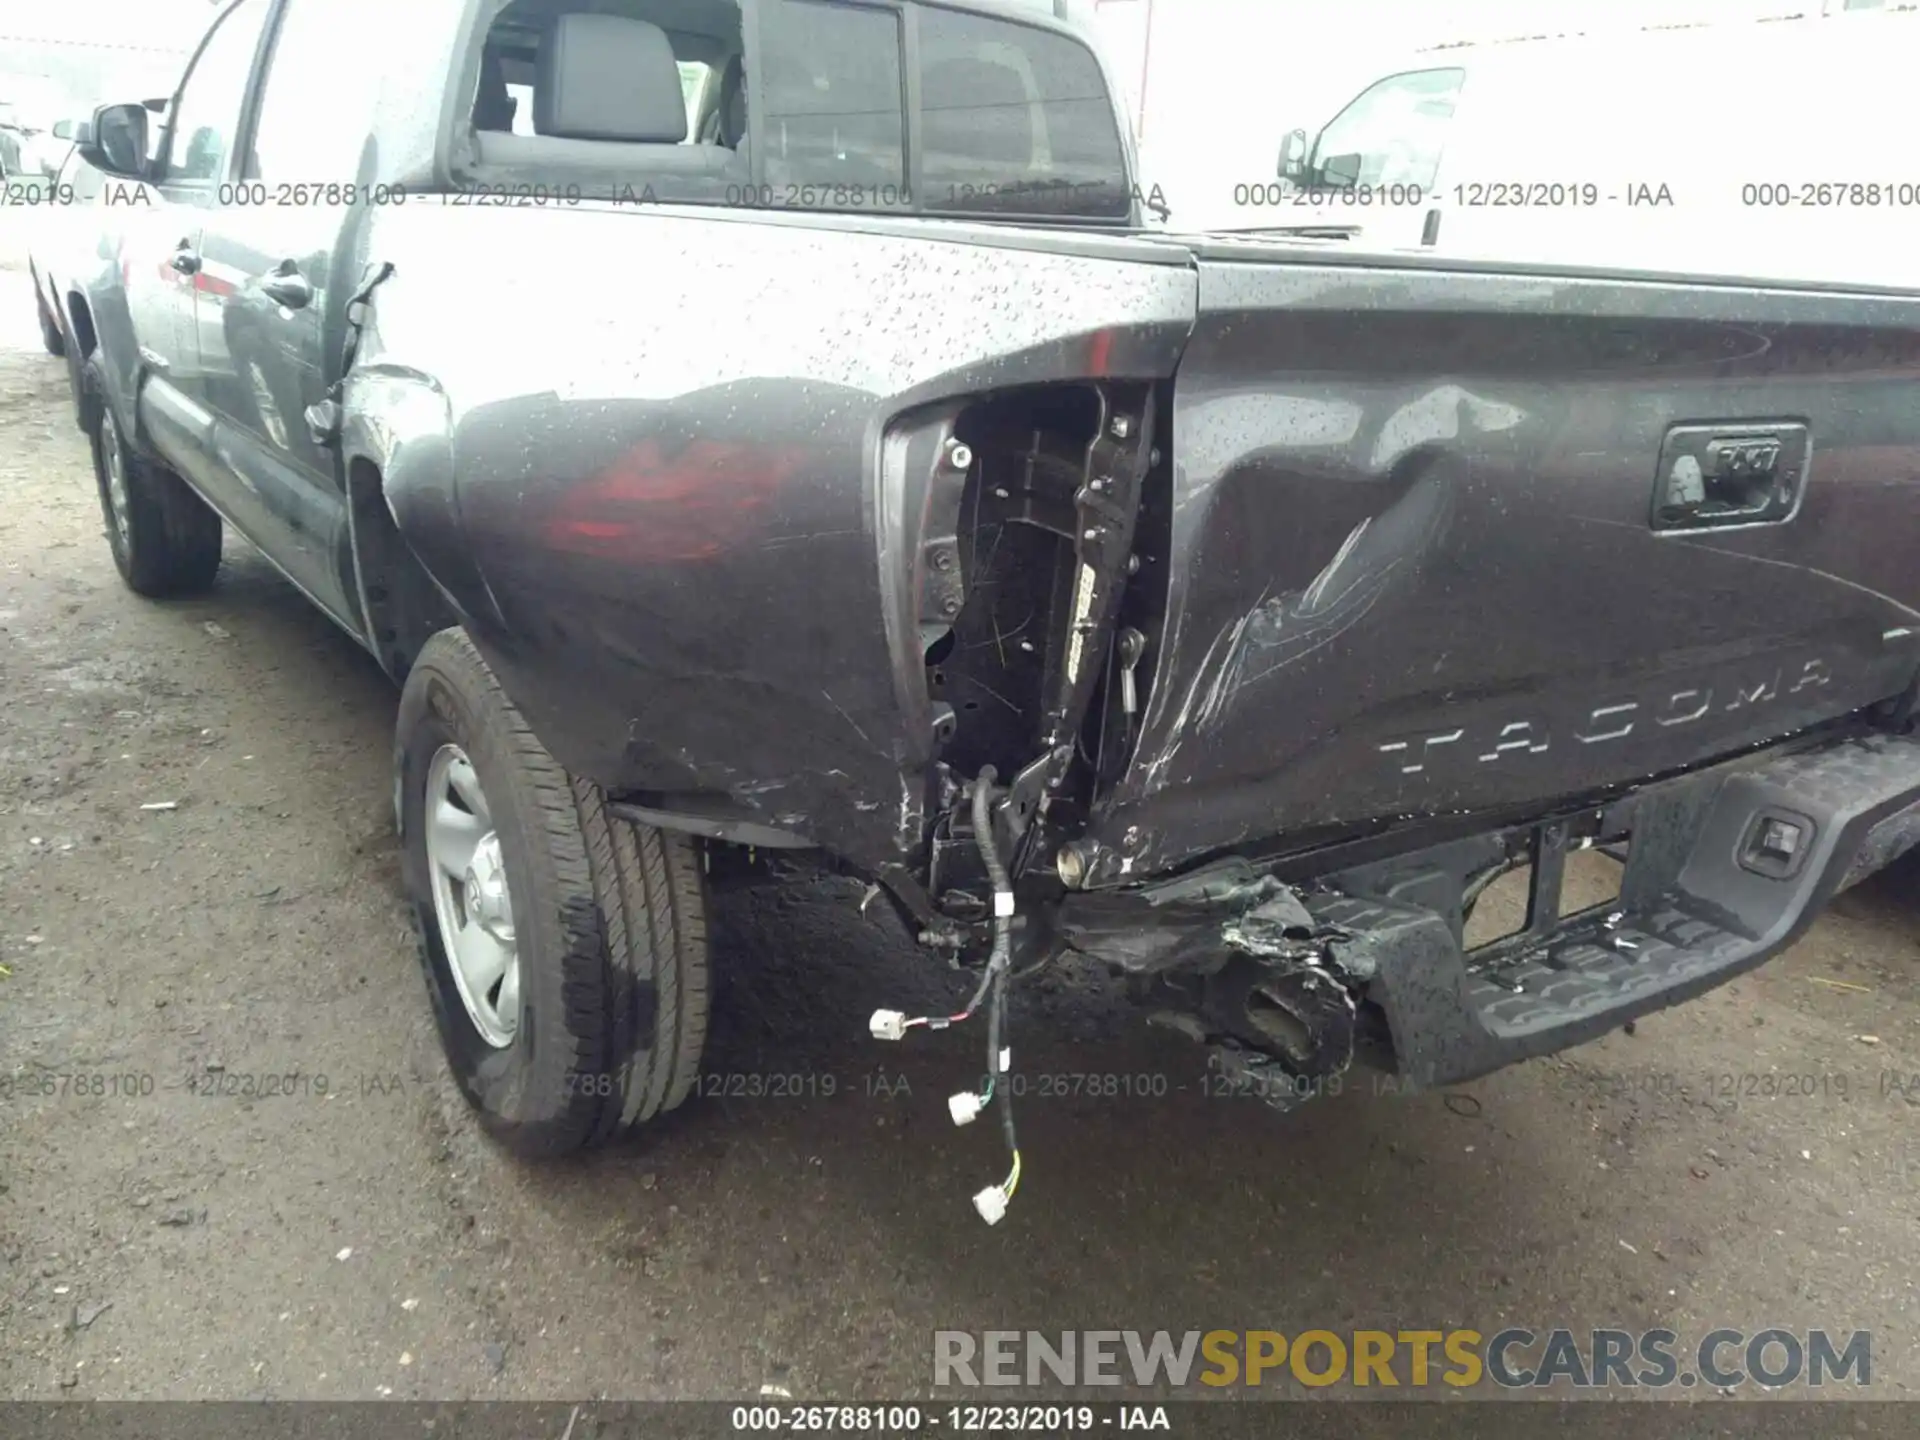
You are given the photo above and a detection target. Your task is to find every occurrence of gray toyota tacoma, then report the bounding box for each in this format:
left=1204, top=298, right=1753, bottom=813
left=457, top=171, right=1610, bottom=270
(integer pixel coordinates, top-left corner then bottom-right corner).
left=60, top=0, right=1920, bottom=1220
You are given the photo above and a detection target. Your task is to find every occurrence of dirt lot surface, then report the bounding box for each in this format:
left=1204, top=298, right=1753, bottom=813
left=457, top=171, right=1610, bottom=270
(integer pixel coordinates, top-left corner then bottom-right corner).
left=2, top=262, right=1918, bottom=1406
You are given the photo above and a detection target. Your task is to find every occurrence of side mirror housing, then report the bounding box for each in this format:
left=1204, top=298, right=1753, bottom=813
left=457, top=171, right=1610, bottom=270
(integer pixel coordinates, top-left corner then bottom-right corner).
left=1278, top=128, right=1309, bottom=184
left=52, top=118, right=76, bottom=142
left=77, top=102, right=150, bottom=181
left=1320, top=151, right=1363, bottom=189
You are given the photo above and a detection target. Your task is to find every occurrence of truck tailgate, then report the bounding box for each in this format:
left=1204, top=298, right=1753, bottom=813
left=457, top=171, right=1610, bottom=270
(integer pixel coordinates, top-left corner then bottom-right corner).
left=1083, top=251, right=1920, bottom=885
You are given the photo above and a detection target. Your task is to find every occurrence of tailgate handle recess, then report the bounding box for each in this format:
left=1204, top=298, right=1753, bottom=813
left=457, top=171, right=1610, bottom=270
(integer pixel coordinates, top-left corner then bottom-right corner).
left=1651, top=420, right=1809, bottom=532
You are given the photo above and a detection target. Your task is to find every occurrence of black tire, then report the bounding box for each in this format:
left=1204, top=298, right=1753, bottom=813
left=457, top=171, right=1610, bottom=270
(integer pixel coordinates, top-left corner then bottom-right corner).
left=397, top=628, right=711, bottom=1157
left=83, top=356, right=222, bottom=597
left=36, top=284, right=65, bottom=358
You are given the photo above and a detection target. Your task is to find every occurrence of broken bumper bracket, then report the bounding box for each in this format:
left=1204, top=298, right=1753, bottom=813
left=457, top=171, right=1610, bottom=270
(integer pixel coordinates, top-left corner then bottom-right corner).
left=1067, top=729, right=1920, bottom=1104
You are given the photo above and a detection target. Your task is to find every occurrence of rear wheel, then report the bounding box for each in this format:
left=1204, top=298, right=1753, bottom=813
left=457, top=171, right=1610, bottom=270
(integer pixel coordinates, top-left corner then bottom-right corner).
left=397, top=629, right=711, bottom=1156
left=84, top=357, right=222, bottom=597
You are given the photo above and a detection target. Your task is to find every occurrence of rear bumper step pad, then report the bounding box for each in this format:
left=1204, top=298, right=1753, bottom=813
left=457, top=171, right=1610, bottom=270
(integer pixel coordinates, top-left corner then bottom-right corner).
left=1331, top=731, right=1920, bottom=1089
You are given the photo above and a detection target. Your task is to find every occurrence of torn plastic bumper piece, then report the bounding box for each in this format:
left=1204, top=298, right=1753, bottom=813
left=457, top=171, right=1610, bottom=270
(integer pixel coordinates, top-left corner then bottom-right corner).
left=1058, top=865, right=1365, bottom=1110
left=1060, top=729, right=1920, bottom=1107
left=1148, top=950, right=1360, bottom=1115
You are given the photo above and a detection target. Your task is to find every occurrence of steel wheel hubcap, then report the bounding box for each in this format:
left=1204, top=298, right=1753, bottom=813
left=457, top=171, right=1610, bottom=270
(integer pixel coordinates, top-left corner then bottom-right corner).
left=424, top=744, right=520, bottom=1047
left=101, top=412, right=132, bottom=552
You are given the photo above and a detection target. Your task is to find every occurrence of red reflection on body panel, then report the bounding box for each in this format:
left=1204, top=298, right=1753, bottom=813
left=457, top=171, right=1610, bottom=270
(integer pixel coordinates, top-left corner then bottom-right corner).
left=540, top=437, right=806, bottom=561
left=1088, top=327, right=1115, bottom=376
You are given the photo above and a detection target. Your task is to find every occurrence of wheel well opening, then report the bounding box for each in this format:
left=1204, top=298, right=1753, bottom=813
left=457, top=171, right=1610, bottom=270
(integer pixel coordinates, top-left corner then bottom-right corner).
left=66, top=293, right=97, bottom=357
left=65, top=294, right=104, bottom=435
left=348, top=457, right=460, bottom=681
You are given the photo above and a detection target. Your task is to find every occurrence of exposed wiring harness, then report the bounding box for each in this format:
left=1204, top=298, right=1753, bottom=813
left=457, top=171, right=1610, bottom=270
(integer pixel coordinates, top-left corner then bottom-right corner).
left=974, top=767, right=1020, bottom=1222
left=866, top=765, right=1022, bottom=1224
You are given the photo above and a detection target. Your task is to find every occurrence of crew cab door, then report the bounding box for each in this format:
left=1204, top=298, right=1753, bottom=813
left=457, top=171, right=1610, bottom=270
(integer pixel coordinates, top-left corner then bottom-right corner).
left=189, top=0, right=383, bottom=630
left=128, top=0, right=274, bottom=502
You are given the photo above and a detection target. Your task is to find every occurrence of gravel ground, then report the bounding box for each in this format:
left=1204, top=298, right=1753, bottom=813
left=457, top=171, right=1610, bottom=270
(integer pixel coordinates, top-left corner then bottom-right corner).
left=1, top=262, right=1918, bottom=1405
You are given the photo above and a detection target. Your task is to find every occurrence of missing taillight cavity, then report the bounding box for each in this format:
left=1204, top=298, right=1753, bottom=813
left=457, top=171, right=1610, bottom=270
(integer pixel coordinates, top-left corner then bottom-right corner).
left=925, top=386, right=1108, bottom=780
left=905, top=381, right=1162, bottom=924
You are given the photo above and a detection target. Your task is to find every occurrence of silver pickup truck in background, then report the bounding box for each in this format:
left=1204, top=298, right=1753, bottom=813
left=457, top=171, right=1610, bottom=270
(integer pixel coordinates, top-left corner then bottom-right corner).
left=58, top=0, right=1920, bottom=1222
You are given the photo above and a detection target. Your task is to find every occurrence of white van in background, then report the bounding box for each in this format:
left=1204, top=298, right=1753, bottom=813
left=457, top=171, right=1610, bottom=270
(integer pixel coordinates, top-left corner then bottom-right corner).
left=1215, top=10, right=1919, bottom=287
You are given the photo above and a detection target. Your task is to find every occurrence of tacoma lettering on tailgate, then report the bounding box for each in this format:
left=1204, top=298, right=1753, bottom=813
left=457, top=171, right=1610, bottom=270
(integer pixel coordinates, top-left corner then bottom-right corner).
left=1380, top=657, right=1833, bottom=776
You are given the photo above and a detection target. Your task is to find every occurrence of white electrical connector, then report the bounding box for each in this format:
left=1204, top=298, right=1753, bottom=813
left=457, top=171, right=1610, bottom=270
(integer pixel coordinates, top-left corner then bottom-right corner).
left=972, top=1185, right=1008, bottom=1225
left=948, top=1091, right=984, bottom=1126
left=869, top=1009, right=908, bottom=1041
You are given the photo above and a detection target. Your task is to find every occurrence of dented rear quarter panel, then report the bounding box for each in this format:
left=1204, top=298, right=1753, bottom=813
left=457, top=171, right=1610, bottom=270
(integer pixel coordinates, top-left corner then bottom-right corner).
left=354, top=204, right=1194, bottom=869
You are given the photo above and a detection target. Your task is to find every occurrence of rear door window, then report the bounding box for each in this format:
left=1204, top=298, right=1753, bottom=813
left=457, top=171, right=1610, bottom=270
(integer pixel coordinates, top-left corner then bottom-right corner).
left=248, top=0, right=387, bottom=183
left=163, top=0, right=273, bottom=186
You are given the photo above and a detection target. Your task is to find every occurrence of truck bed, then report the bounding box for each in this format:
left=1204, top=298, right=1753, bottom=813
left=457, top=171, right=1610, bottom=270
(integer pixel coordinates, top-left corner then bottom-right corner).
left=375, top=210, right=1920, bottom=885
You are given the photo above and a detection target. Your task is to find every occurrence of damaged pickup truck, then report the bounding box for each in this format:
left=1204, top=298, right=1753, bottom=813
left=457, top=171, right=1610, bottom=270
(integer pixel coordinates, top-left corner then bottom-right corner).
left=63, top=0, right=1920, bottom=1217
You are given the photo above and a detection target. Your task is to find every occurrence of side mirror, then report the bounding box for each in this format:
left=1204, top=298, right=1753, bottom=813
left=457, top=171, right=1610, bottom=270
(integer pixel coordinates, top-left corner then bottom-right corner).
left=77, top=102, right=149, bottom=181
left=52, top=119, right=75, bottom=142
left=1320, top=151, right=1363, bottom=188
left=1278, top=128, right=1309, bottom=184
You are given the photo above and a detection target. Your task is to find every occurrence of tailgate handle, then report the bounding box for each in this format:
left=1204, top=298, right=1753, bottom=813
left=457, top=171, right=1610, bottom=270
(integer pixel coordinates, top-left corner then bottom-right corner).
left=1651, top=422, right=1809, bottom=532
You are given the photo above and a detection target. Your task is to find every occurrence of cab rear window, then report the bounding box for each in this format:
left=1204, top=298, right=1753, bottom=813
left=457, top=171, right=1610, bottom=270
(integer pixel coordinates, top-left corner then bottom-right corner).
left=759, top=0, right=906, bottom=195
left=916, top=4, right=1128, bottom=220
left=460, top=0, right=1129, bottom=222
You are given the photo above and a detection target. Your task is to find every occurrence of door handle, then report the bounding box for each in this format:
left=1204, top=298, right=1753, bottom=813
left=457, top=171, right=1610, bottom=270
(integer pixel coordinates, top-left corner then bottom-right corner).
left=261, top=265, right=313, bottom=310
left=169, top=244, right=200, bottom=275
